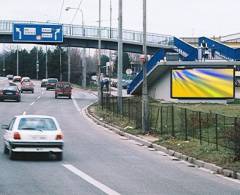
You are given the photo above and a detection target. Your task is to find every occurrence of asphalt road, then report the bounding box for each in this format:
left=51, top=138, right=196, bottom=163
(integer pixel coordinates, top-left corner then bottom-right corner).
left=0, top=79, right=240, bottom=195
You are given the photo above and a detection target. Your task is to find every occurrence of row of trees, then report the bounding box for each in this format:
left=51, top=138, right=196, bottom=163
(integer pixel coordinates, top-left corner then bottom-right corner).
left=0, top=46, right=133, bottom=85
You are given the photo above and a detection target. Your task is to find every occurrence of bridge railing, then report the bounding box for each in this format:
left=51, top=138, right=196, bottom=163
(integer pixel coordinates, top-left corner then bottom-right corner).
left=0, top=20, right=174, bottom=47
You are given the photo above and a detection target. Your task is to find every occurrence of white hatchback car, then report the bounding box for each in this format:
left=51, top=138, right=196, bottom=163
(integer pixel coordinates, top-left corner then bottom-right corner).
left=2, top=115, right=64, bottom=160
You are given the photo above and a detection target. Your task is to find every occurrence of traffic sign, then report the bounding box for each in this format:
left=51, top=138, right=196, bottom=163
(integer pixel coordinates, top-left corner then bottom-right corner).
left=126, top=69, right=132, bottom=75
left=13, top=23, right=63, bottom=43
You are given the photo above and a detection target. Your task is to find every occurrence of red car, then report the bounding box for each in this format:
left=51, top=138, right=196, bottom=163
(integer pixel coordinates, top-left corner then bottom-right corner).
left=21, top=81, right=34, bottom=93
left=55, top=82, right=72, bottom=99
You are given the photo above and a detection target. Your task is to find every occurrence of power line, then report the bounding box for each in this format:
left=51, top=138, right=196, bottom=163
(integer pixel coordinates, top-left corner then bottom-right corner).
left=58, top=0, right=65, bottom=23
left=70, top=0, right=84, bottom=24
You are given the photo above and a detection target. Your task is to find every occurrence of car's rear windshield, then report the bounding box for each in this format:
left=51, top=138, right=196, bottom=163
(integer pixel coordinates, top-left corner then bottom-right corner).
left=48, top=79, right=58, bottom=83
left=4, top=86, right=17, bottom=91
left=18, top=118, right=57, bottom=131
left=56, top=83, right=71, bottom=88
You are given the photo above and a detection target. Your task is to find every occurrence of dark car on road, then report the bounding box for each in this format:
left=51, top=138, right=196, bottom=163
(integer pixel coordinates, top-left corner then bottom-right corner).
left=0, top=86, right=21, bottom=102
left=46, top=78, right=58, bottom=90
left=55, top=82, right=72, bottom=99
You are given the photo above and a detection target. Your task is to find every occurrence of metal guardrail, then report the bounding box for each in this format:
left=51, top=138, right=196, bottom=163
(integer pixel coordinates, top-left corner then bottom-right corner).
left=0, top=20, right=174, bottom=47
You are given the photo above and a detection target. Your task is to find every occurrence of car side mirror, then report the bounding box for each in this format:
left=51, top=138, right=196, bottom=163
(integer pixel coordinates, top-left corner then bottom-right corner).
left=1, top=124, right=9, bottom=130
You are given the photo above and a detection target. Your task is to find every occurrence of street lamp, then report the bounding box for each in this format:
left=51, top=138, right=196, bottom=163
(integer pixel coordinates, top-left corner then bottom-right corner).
left=142, top=0, right=149, bottom=133
left=36, top=46, right=39, bottom=80
left=66, top=7, right=86, bottom=87
left=2, top=44, right=6, bottom=76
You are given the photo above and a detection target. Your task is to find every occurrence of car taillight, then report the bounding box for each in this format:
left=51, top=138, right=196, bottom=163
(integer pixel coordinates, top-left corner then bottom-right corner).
left=13, top=132, right=21, bottom=140
left=56, top=133, right=63, bottom=140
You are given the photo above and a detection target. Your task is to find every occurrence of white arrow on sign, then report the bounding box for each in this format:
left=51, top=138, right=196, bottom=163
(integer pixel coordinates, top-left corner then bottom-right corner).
left=16, top=28, right=22, bottom=39
left=55, top=29, right=61, bottom=40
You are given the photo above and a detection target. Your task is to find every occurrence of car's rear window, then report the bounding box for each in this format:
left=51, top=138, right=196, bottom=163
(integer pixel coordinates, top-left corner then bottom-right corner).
left=48, top=79, right=58, bottom=83
left=18, top=118, right=57, bottom=131
left=4, top=86, right=17, bottom=91
left=56, top=83, right=71, bottom=88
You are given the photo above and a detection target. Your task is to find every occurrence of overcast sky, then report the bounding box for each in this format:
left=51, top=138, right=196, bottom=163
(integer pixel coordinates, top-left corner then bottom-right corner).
left=1, top=0, right=239, bottom=37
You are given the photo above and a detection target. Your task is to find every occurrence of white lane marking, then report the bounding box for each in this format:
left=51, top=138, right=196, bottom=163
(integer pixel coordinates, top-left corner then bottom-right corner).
left=63, top=164, right=121, bottom=195
left=30, top=95, right=41, bottom=106
left=30, top=101, right=35, bottom=106
left=72, top=97, right=82, bottom=114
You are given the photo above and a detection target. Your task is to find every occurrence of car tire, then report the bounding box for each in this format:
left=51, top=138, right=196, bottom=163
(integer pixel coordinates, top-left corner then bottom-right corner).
left=69, top=95, right=71, bottom=99
left=3, top=145, right=9, bottom=154
left=16, top=97, right=21, bottom=102
left=32, top=90, right=34, bottom=93
left=9, top=149, right=16, bottom=160
left=55, top=95, right=58, bottom=99
left=56, top=152, right=63, bottom=161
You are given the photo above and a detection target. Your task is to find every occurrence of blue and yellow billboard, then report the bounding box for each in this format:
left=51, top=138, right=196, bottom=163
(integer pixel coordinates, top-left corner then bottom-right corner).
left=171, top=68, right=235, bottom=99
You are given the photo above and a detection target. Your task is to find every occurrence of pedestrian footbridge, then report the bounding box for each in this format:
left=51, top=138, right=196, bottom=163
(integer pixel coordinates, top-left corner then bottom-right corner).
left=0, top=20, right=174, bottom=55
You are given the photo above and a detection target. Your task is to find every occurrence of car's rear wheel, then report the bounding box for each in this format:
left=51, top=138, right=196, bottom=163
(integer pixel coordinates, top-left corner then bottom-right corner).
left=32, top=90, right=34, bottom=93
left=69, top=95, right=71, bottom=99
left=9, top=149, right=16, bottom=160
left=3, top=145, right=9, bottom=154
left=16, top=97, right=21, bottom=102
left=55, top=94, right=58, bottom=99
left=56, top=152, right=62, bottom=161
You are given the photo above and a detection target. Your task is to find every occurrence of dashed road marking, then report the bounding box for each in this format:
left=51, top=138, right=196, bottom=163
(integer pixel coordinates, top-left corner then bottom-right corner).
left=63, top=164, right=121, bottom=195
left=30, top=101, right=35, bottom=106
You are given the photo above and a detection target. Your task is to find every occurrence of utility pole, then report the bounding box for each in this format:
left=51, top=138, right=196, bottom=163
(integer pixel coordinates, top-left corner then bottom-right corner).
left=16, top=45, right=19, bottom=76
left=110, top=0, right=112, bottom=39
left=59, top=46, right=62, bottom=81
left=3, top=44, right=5, bottom=76
left=97, top=0, right=102, bottom=104
left=81, top=10, right=87, bottom=88
left=142, top=0, right=149, bottom=133
left=68, top=47, right=71, bottom=82
left=36, top=46, right=39, bottom=80
left=109, top=0, right=112, bottom=96
left=117, top=0, right=123, bottom=113
left=45, top=45, right=48, bottom=79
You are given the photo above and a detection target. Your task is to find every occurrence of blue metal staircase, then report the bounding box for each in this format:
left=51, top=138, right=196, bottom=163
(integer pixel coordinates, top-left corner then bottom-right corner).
left=173, top=37, right=198, bottom=61
left=199, top=37, right=240, bottom=61
left=127, top=49, right=165, bottom=94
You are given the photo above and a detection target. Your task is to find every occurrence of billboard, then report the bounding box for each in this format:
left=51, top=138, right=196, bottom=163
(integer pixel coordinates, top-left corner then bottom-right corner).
left=13, top=23, right=63, bottom=43
left=171, top=68, right=235, bottom=99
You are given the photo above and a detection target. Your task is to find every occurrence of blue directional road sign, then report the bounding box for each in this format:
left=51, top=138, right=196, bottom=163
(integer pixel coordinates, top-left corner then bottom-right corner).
left=13, top=23, right=63, bottom=43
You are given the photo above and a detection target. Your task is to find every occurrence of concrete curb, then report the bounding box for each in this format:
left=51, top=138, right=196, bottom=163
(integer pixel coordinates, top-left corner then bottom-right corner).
left=85, top=105, right=240, bottom=181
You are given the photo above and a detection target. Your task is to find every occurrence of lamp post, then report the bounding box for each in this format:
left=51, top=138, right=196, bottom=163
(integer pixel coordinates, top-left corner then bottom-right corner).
left=2, top=44, right=6, bottom=76
left=117, top=0, right=123, bottom=114
left=36, top=46, right=39, bottom=80
left=45, top=45, right=48, bottom=79
left=65, top=7, right=86, bottom=88
left=98, top=0, right=102, bottom=104
left=142, top=0, right=149, bottom=133
left=16, top=45, right=19, bottom=76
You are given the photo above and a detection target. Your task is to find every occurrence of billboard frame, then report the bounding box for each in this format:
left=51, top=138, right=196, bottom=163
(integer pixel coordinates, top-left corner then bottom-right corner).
left=170, top=66, right=235, bottom=99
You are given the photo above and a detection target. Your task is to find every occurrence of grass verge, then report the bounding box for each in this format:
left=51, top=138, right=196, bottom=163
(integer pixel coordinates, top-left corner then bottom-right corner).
left=91, top=104, right=240, bottom=172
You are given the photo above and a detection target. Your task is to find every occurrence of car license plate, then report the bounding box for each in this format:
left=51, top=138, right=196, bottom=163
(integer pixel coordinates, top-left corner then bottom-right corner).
left=5, top=92, right=13, bottom=95
left=32, top=136, right=46, bottom=140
